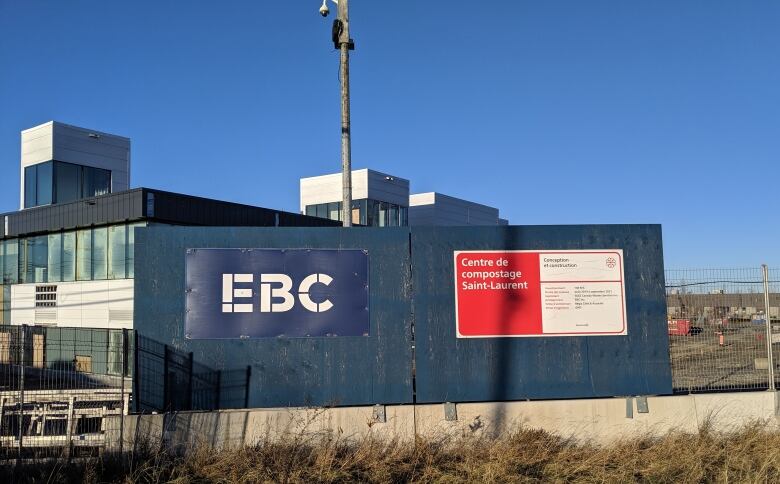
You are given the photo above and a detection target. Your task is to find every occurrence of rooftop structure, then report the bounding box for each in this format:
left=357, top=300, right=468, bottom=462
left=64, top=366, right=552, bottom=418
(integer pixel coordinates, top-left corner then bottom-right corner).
left=20, top=121, right=131, bottom=210
left=300, top=169, right=507, bottom=226
left=409, top=192, right=507, bottom=226
left=300, top=168, right=410, bottom=226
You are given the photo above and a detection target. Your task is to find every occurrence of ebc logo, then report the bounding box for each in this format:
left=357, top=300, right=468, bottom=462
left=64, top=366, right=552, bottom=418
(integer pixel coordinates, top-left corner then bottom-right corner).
left=222, top=273, right=334, bottom=313
left=185, top=249, right=369, bottom=339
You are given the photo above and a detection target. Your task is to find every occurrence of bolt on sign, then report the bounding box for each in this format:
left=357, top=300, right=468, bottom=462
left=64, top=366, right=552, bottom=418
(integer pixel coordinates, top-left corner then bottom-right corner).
left=454, top=250, right=627, bottom=338
left=185, top=249, right=369, bottom=339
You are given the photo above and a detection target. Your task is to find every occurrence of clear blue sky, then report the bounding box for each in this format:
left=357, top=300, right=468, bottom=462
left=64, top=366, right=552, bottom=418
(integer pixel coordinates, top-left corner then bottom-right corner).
left=1, top=1, right=778, bottom=267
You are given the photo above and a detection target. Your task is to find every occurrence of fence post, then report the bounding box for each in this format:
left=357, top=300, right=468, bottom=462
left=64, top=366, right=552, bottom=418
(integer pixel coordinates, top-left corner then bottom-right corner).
left=187, top=351, right=194, bottom=410
left=120, top=328, right=128, bottom=455
left=17, top=325, right=26, bottom=461
left=244, top=365, right=251, bottom=408
left=132, top=331, right=140, bottom=413
left=163, top=344, right=170, bottom=410
left=763, top=264, right=775, bottom=391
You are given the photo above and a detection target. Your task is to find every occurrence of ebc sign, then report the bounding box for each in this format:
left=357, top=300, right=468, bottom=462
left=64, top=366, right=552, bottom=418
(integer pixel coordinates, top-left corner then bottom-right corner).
left=185, top=249, right=369, bottom=339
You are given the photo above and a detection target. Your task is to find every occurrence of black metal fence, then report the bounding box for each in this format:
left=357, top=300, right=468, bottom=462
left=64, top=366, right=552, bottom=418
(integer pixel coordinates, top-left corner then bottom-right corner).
left=133, top=333, right=250, bottom=412
left=0, top=324, right=249, bottom=460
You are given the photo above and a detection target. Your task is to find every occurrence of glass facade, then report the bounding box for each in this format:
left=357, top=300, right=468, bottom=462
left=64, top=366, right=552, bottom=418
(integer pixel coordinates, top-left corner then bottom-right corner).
left=0, top=222, right=144, bottom=285
left=305, top=199, right=408, bottom=227
left=23, top=161, right=112, bottom=208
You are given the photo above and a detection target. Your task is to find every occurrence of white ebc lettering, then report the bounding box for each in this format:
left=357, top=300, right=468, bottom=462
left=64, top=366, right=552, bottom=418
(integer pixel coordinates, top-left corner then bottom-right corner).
left=259, top=274, right=295, bottom=313
left=298, top=273, right=334, bottom=313
left=221, top=274, right=254, bottom=313
left=221, top=273, right=336, bottom=313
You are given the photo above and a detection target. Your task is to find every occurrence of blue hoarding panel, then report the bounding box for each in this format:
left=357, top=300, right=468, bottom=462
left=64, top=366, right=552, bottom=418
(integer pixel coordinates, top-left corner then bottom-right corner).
left=411, top=225, right=673, bottom=403
left=185, top=249, right=369, bottom=339
left=134, top=226, right=413, bottom=408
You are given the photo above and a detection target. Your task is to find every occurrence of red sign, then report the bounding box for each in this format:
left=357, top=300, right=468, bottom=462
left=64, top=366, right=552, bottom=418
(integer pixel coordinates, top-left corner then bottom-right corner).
left=454, top=250, right=627, bottom=338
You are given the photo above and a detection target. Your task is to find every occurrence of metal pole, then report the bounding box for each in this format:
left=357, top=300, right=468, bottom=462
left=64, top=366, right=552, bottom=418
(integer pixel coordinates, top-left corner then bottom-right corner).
left=763, top=264, right=775, bottom=391
left=163, top=344, right=169, bottom=411
left=120, top=329, right=128, bottom=455
left=244, top=365, right=252, bottom=408
left=338, top=0, right=353, bottom=227
left=187, top=352, right=194, bottom=410
left=17, top=325, right=26, bottom=461
left=132, top=331, right=140, bottom=413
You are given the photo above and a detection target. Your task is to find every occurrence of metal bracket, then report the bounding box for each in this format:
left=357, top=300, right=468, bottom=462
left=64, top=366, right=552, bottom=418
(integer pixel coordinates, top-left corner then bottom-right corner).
left=636, top=396, right=649, bottom=413
left=444, top=402, right=457, bottom=421
left=372, top=404, right=386, bottom=423
left=625, top=397, right=634, bottom=418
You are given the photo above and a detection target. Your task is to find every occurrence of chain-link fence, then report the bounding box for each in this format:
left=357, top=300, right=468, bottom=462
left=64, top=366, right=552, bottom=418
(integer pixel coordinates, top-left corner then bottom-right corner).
left=666, top=266, right=780, bottom=393
left=0, top=325, right=249, bottom=461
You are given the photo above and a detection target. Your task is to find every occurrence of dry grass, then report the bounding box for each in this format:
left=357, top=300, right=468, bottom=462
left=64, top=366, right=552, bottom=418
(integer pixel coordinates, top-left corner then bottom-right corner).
left=5, top=421, right=780, bottom=483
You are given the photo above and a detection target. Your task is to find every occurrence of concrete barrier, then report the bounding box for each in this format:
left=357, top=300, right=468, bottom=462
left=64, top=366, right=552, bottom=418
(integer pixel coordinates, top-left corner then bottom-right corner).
left=108, top=391, right=780, bottom=452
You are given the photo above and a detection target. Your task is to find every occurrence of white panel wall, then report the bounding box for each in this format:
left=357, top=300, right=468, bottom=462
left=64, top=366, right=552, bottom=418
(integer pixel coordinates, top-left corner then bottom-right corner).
left=19, top=121, right=131, bottom=209
left=10, top=280, right=135, bottom=329
left=365, top=170, right=410, bottom=207
left=19, top=122, right=54, bottom=208
left=300, top=168, right=410, bottom=212
left=409, top=192, right=502, bottom=226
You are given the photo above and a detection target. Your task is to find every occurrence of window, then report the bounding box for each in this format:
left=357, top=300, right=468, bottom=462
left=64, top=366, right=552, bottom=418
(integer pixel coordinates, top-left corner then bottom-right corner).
left=378, top=202, right=388, bottom=227
left=25, top=161, right=112, bottom=207
left=20, top=235, right=48, bottom=283
left=76, top=229, right=92, bottom=281
left=328, top=202, right=341, bottom=221
left=24, top=166, right=37, bottom=208
left=305, top=205, right=316, bottom=217
left=5, top=224, right=140, bottom=284
left=1, top=240, right=18, bottom=284
left=108, top=225, right=126, bottom=279
left=37, top=162, right=53, bottom=206
left=83, top=165, right=111, bottom=198
left=23, top=162, right=54, bottom=208
left=92, top=227, right=108, bottom=280
left=47, top=233, right=62, bottom=282
left=127, top=223, right=142, bottom=278
left=54, top=161, right=81, bottom=203
left=352, top=199, right=367, bottom=225
left=62, top=232, right=76, bottom=282
left=388, top=204, right=399, bottom=227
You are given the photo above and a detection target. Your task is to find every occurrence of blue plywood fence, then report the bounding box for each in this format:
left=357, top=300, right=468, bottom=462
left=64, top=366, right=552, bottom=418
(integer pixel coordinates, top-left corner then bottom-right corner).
left=134, top=227, right=414, bottom=408
left=133, top=224, right=671, bottom=408
left=411, top=225, right=672, bottom=403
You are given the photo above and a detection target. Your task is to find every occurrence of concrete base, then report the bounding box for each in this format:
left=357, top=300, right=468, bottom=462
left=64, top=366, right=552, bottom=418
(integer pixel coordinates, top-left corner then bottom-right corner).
left=105, top=391, right=780, bottom=453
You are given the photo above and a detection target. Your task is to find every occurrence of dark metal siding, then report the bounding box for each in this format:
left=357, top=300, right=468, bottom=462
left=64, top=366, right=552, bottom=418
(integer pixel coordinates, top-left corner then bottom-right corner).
left=3, top=189, right=145, bottom=237
left=411, top=225, right=672, bottom=403
left=0, top=188, right=338, bottom=239
left=133, top=226, right=414, bottom=408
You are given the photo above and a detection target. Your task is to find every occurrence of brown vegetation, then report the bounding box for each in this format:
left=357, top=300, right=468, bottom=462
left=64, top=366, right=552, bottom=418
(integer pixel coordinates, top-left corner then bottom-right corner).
left=5, top=422, right=780, bottom=483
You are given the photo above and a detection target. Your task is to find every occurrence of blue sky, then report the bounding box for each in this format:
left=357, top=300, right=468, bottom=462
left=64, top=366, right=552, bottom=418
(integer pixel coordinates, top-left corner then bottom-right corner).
left=1, top=1, right=778, bottom=267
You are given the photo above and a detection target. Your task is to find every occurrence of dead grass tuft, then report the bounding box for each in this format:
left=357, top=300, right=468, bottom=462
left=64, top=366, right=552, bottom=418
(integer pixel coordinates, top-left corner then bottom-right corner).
left=4, top=421, right=780, bottom=483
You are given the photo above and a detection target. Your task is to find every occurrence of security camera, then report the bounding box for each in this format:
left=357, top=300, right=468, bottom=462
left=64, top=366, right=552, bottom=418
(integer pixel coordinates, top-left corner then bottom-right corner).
left=319, top=0, right=329, bottom=17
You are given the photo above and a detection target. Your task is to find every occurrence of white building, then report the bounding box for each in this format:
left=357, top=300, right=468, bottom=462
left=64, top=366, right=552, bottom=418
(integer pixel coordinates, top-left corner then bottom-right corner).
left=409, top=192, right=508, bottom=226
left=1, top=122, right=338, bottom=328
left=20, top=121, right=131, bottom=210
left=300, top=168, right=410, bottom=226
left=300, top=169, right=507, bottom=226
